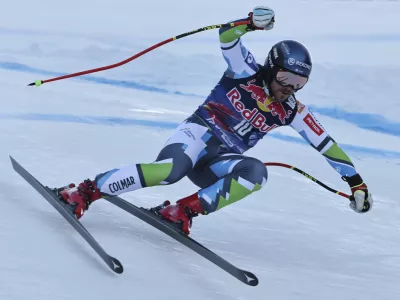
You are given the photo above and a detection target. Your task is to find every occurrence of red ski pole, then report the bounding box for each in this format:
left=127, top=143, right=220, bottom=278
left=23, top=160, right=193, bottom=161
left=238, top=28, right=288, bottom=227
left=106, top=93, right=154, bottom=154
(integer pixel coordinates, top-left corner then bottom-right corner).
left=28, top=20, right=250, bottom=87
left=264, top=162, right=351, bottom=199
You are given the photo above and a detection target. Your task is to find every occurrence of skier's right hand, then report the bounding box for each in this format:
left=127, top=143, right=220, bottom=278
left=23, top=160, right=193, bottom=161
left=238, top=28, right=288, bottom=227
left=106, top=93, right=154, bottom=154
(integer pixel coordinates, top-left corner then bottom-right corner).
left=343, top=174, right=373, bottom=213
left=249, top=6, right=275, bottom=30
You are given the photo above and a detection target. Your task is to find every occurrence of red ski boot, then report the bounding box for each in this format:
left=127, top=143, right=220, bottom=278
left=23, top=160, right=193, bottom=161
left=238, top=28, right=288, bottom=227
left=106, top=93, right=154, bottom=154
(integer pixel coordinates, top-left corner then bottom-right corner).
left=157, top=193, right=204, bottom=235
left=57, top=179, right=102, bottom=219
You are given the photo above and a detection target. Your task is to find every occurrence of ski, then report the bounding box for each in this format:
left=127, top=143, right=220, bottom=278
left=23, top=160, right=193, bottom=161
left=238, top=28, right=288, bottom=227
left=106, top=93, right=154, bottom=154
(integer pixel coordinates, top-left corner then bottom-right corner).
left=104, top=195, right=259, bottom=286
left=10, top=156, right=257, bottom=285
left=10, top=156, right=123, bottom=274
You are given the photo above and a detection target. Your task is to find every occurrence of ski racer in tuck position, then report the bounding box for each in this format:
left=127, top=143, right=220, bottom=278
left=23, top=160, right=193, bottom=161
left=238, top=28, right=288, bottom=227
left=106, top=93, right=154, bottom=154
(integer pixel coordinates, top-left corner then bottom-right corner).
left=57, top=6, right=373, bottom=234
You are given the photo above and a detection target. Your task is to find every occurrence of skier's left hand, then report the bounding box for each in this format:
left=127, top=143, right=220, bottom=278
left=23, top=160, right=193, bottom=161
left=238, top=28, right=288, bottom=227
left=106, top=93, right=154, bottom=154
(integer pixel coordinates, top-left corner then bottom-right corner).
left=343, top=174, right=373, bottom=213
left=250, top=6, right=275, bottom=30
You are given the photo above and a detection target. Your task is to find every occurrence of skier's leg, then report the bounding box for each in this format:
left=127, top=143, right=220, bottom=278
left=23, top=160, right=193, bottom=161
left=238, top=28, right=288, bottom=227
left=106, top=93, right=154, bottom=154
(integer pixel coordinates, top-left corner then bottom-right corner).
left=193, top=154, right=268, bottom=213
left=95, top=119, right=221, bottom=195
left=58, top=115, right=222, bottom=218
left=158, top=154, right=268, bottom=234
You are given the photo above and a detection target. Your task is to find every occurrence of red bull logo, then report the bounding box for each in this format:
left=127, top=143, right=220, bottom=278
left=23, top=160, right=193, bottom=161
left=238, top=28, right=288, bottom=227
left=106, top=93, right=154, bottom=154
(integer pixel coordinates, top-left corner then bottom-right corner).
left=266, top=101, right=292, bottom=124
left=226, top=87, right=278, bottom=133
left=239, top=79, right=267, bottom=104
left=235, top=79, right=293, bottom=125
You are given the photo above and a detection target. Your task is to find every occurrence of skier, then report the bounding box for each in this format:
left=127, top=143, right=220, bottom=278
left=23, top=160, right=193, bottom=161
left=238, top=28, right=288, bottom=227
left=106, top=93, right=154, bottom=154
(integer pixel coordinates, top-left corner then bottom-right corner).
left=57, top=6, right=373, bottom=234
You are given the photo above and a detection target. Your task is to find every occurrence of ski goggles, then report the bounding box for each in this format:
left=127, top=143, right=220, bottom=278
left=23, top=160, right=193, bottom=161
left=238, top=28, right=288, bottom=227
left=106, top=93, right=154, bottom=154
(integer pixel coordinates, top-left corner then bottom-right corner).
left=275, top=70, right=308, bottom=90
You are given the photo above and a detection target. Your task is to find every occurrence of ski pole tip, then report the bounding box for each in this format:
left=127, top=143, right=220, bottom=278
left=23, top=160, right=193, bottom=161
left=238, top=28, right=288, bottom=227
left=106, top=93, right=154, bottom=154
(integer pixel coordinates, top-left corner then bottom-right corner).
left=28, top=80, right=43, bottom=87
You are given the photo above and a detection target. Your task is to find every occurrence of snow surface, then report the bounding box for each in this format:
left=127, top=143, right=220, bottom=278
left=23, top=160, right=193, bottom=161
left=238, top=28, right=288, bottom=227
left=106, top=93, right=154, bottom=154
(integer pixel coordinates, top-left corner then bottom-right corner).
left=1, top=1, right=400, bottom=299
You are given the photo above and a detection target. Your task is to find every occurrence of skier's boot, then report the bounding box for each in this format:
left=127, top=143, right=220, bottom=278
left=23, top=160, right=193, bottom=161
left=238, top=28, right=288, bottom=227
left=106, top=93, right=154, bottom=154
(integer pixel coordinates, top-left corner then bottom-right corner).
left=56, top=179, right=102, bottom=219
left=157, top=193, right=204, bottom=235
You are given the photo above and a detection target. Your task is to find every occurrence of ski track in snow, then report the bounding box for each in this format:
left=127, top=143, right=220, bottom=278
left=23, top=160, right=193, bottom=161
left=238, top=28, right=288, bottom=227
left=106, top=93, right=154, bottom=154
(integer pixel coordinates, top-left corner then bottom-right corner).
left=1, top=61, right=400, bottom=138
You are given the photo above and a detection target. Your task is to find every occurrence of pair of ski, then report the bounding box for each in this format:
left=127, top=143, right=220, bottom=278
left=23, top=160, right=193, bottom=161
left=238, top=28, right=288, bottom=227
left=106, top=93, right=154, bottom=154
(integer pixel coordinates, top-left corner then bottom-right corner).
left=10, top=156, right=258, bottom=286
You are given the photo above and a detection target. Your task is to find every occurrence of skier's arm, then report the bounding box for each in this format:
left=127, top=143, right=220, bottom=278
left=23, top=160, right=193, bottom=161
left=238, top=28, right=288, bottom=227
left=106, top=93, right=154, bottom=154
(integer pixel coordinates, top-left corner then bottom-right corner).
left=219, top=6, right=275, bottom=79
left=290, top=101, right=356, bottom=177
left=290, top=101, right=373, bottom=213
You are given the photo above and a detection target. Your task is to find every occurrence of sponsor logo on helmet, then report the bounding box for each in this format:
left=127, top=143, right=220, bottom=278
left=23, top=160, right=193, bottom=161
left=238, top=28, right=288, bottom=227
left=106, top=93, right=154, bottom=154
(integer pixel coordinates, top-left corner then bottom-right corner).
left=288, top=58, right=296, bottom=65
left=295, top=68, right=303, bottom=74
left=281, top=42, right=291, bottom=54
left=296, top=61, right=311, bottom=70
left=273, top=47, right=278, bottom=59
left=267, top=53, right=274, bottom=68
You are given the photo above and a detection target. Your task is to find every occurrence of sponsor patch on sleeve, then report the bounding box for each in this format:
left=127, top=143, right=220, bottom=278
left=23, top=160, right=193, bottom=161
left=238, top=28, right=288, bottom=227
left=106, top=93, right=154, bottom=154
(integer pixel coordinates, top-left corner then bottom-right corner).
left=303, top=113, right=324, bottom=136
left=296, top=100, right=305, bottom=113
